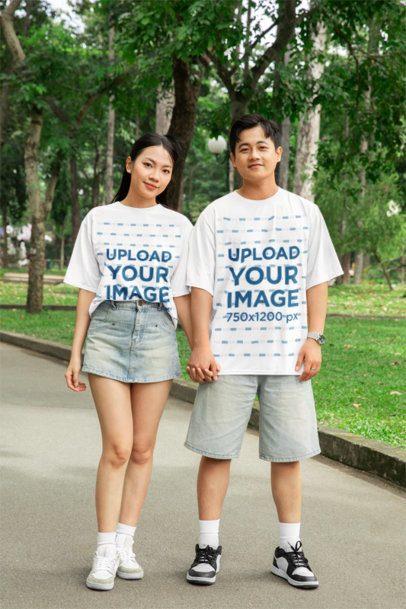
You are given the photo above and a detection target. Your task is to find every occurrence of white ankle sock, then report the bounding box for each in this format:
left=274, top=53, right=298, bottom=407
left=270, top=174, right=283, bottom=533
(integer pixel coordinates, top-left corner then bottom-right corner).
left=199, top=519, right=220, bottom=549
left=279, top=522, right=301, bottom=548
left=116, top=522, right=136, bottom=546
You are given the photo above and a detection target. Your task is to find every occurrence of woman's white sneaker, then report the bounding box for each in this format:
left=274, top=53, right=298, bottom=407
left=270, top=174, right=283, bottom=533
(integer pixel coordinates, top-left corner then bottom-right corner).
left=86, top=544, right=119, bottom=591
left=116, top=535, right=144, bottom=580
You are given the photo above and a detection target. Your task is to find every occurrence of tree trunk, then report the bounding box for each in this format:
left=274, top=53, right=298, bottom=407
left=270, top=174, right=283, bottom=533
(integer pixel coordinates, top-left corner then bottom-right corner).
left=70, top=156, right=80, bottom=243
left=166, top=58, right=201, bottom=211
left=59, top=233, right=65, bottom=269
left=294, top=23, right=326, bottom=199
left=375, top=252, right=393, bottom=291
left=104, top=22, right=115, bottom=204
left=25, top=121, right=61, bottom=313
left=228, top=159, right=235, bottom=191
left=0, top=78, right=11, bottom=262
left=279, top=116, right=290, bottom=189
left=273, top=39, right=291, bottom=189
left=354, top=252, right=364, bottom=284
left=25, top=109, right=44, bottom=313
left=92, top=146, right=101, bottom=207
left=400, top=255, right=406, bottom=285
left=355, top=19, right=379, bottom=284
left=340, top=253, right=352, bottom=284
left=1, top=197, right=8, bottom=267
left=156, top=86, right=174, bottom=135
left=230, top=93, right=248, bottom=124
left=105, top=101, right=115, bottom=204
left=0, top=79, right=10, bottom=150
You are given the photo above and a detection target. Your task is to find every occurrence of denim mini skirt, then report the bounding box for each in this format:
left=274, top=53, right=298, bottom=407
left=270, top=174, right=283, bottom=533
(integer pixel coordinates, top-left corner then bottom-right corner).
left=82, top=300, right=181, bottom=383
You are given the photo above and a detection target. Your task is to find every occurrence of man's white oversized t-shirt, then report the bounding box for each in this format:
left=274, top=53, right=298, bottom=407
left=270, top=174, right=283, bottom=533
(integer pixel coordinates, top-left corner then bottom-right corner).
left=64, top=201, right=193, bottom=325
left=187, top=188, right=343, bottom=375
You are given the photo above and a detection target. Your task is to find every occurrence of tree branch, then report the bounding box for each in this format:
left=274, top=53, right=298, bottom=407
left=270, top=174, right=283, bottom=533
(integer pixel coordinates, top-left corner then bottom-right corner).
left=4, top=0, right=22, bottom=17
left=206, top=50, right=235, bottom=94
left=251, top=0, right=296, bottom=84
left=0, top=0, right=25, bottom=66
left=250, top=20, right=278, bottom=51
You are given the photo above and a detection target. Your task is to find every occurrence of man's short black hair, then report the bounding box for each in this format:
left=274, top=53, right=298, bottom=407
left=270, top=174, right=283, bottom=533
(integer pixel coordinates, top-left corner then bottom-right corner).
left=229, top=114, right=281, bottom=154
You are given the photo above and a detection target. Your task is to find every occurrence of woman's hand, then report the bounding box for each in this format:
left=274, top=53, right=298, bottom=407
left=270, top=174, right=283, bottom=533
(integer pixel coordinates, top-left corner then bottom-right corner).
left=295, top=339, right=322, bottom=382
left=187, top=346, right=220, bottom=383
left=65, top=354, right=86, bottom=392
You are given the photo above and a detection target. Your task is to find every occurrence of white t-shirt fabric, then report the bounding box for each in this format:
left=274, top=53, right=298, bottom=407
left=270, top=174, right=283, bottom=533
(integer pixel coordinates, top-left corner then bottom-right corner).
left=64, top=201, right=193, bottom=325
left=187, top=188, right=343, bottom=375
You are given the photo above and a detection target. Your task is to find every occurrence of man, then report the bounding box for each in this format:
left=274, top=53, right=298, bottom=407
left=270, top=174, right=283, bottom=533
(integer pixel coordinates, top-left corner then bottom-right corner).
left=184, top=114, right=343, bottom=589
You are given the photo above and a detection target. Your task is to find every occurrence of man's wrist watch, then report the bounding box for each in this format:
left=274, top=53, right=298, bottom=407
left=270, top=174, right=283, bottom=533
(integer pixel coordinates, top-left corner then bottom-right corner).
left=307, top=332, right=326, bottom=345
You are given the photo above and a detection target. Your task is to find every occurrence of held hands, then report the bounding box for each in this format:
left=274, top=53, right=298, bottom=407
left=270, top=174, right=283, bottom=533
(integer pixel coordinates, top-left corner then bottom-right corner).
left=186, top=346, right=221, bottom=384
left=295, top=338, right=322, bottom=382
left=65, top=354, right=87, bottom=392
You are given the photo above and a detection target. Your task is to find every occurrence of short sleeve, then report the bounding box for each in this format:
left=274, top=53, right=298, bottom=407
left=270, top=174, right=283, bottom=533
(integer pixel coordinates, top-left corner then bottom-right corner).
left=63, top=211, right=101, bottom=292
left=186, top=205, right=216, bottom=295
left=306, top=205, right=343, bottom=289
left=171, top=219, right=193, bottom=297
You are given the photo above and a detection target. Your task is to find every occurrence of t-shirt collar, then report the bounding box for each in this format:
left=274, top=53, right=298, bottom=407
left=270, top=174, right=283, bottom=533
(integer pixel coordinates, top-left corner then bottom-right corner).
left=233, top=187, right=283, bottom=203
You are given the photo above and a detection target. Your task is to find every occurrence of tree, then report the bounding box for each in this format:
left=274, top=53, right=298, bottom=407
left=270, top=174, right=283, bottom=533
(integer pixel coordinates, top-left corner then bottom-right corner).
left=0, top=0, right=58, bottom=312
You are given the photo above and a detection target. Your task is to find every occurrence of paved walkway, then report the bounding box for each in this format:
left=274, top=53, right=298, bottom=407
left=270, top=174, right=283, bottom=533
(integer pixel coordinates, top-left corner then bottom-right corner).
left=1, top=342, right=404, bottom=609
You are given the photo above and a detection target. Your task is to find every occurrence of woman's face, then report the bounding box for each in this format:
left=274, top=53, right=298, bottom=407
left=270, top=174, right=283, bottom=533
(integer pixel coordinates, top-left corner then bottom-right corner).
left=126, top=145, right=174, bottom=200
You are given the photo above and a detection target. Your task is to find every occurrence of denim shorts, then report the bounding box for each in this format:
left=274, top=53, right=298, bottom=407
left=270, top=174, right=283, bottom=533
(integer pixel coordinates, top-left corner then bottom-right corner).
left=185, top=375, right=321, bottom=462
left=82, top=300, right=181, bottom=383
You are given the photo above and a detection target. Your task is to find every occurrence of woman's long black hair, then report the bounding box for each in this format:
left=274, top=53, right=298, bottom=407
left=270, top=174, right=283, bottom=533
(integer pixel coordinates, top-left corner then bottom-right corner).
left=112, top=133, right=180, bottom=204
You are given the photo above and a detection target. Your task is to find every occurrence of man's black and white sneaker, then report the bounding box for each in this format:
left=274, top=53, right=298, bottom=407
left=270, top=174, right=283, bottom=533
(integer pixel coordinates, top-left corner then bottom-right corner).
left=271, top=540, right=319, bottom=589
left=186, top=544, right=222, bottom=585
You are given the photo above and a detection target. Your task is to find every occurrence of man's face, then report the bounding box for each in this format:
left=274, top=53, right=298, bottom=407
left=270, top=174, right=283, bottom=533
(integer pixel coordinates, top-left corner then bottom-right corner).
left=230, top=125, right=282, bottom=183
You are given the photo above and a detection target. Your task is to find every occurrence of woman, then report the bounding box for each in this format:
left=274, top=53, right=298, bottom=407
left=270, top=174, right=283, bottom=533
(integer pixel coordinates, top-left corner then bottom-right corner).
left=64, top=133, right=193, bottom=591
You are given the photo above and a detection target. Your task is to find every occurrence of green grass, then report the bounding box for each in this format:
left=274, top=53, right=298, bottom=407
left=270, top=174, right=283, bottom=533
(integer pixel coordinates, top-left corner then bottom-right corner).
left=0, top=266, right=67, bottom=277
left=0, top=280, right=78, bottom=306
left=1, top=307, right=405, bottom=448
left=0, top=309, right=77, bottom=345
left=327, top=282, right=406, bottom=317
left=1, top=279, right=405, bottom=315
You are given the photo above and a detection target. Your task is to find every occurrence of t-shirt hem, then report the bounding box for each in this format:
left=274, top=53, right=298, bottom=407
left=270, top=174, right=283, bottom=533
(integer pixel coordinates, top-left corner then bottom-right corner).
left=218, top=370, right=301, bottom=376
left=306, top=270, right=343, bottom=290
left=187, top=281, right=214, bottom=296
left=172, top=289, right=191, bottom=297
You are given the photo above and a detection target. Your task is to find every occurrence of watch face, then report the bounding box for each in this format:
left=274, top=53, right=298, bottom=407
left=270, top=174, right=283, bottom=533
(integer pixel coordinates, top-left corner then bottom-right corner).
left=319, top=334, right=326, bottom=344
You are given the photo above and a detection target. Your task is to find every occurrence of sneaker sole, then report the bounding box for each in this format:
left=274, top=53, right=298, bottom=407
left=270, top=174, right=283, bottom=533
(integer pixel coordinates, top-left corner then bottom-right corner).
left=186, top=573, right=216, bottom=585
left=271, top=565, right=319, bottom=589
left=117, top=570, right=144, bottom=580
left=86, top=580, right=115, bottom=591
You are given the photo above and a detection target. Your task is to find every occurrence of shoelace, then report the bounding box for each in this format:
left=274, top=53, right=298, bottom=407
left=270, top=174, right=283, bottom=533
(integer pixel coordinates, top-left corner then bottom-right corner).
left=286, top=540, right=310, bottom=569
left=192, top=545, right=217, bottom=570
left=118, top=544, right=138, bottom=564
left=92, top=553, right=117, bottom=574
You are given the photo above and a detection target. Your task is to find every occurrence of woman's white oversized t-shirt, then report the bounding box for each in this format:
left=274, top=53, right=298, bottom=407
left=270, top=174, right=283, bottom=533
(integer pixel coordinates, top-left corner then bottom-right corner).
left=64, top=202, right=193, bottom=325
left=186, top=188, right=343, bottom=375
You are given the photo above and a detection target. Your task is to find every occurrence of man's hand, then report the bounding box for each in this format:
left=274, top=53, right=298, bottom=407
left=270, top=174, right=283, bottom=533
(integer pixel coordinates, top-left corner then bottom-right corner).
left=186, top=346, right=220, bottom=383
left=295, top=338, right=322, bottom=382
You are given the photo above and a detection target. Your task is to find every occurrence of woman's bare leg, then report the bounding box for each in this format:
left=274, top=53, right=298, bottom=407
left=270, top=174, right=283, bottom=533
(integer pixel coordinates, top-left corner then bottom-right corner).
left=118, top=380, right=172, bottom=525
left=88, top=374, right=133, bottom=532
